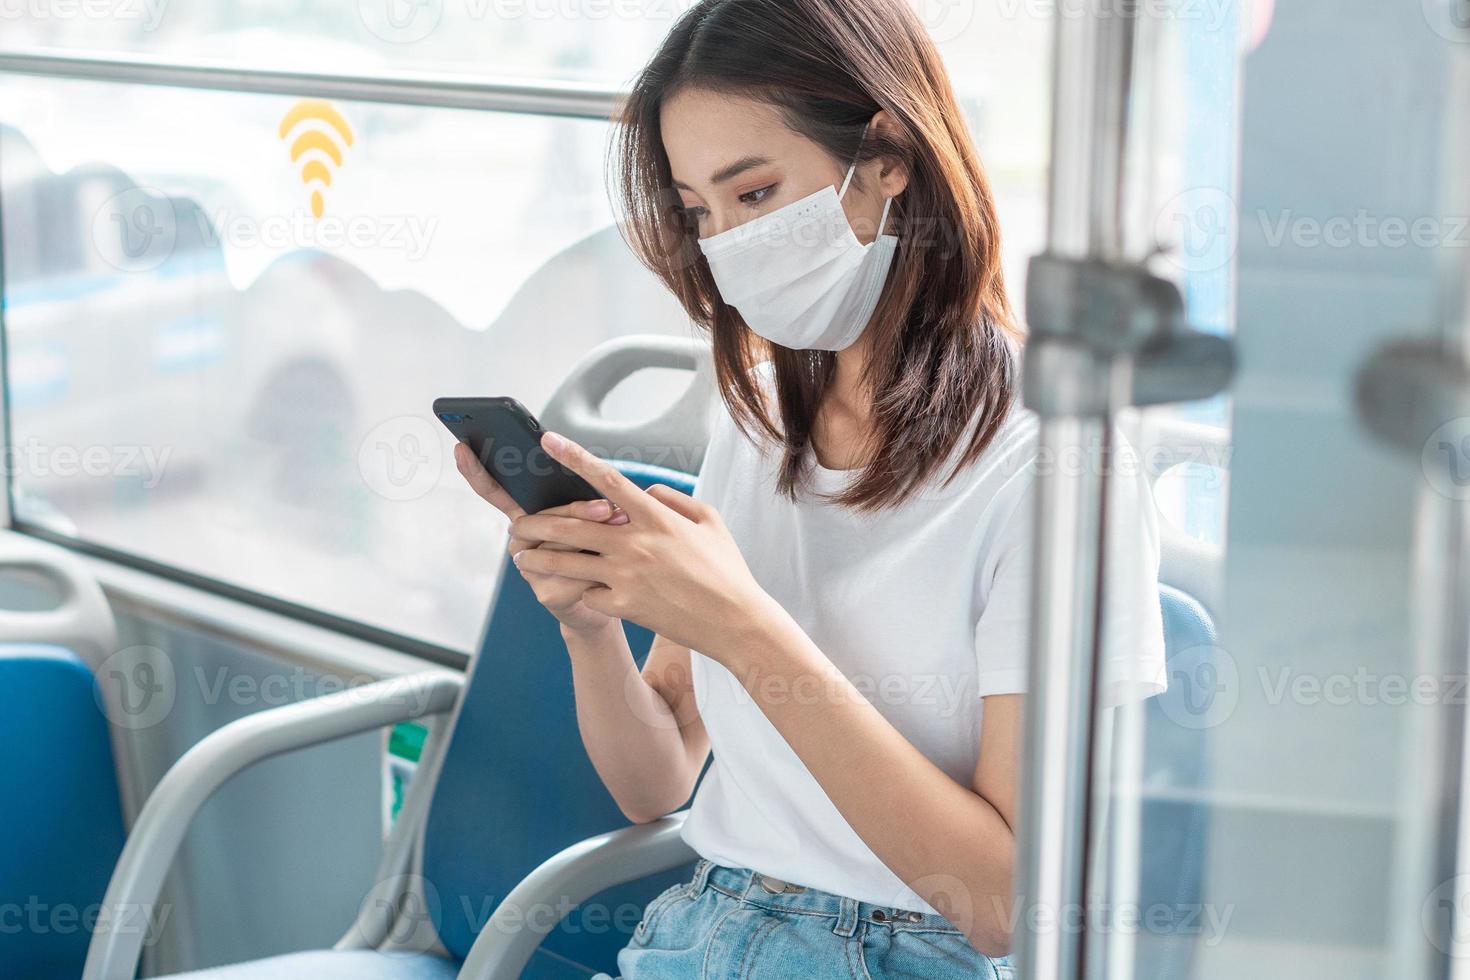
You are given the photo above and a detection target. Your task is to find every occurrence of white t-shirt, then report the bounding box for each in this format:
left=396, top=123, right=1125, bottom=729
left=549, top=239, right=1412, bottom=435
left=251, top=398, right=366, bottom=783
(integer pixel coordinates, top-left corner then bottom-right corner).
left=679, top=375, right=1168, bottom=914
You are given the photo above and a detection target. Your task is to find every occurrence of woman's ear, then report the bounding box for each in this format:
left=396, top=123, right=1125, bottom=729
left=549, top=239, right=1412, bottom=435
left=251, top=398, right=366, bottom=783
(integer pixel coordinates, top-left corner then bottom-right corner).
left=867, top=109, right=910, bottom=199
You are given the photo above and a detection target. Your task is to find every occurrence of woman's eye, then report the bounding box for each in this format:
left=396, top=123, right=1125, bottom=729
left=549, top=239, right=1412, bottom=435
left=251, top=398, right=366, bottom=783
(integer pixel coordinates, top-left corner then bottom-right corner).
left=739, top=184, right=777, bottom=207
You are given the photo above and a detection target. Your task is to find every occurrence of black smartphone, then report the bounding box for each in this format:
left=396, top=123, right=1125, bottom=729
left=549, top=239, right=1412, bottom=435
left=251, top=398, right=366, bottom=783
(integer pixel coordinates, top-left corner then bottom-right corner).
left=434, top=396, right=603, bottom=513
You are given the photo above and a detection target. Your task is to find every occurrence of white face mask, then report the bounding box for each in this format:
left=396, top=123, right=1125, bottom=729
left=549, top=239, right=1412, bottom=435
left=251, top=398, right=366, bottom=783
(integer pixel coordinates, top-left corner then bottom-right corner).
left=696, top=139, right=897, bottom=352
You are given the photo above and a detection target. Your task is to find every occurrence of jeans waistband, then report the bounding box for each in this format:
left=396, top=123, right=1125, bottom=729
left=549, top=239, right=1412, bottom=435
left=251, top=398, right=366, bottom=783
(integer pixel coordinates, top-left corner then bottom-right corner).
left=691, top=859, right=965, bottom=938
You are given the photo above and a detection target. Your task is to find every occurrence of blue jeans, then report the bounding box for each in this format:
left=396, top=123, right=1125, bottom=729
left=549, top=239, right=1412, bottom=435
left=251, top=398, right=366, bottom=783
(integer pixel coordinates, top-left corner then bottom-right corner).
left=607, top=859, right=1014, bottom=979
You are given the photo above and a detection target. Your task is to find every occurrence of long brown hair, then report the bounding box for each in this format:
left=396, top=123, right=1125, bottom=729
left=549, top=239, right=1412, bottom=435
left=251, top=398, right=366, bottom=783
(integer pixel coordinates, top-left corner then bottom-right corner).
left=612, top=0, right=1021, bottom=511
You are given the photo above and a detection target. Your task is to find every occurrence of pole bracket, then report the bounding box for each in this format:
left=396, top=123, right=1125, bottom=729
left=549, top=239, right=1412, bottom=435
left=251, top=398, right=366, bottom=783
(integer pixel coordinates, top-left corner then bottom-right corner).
left=1355, top=337, right=1470, bottom=455
left=1022, top=253, right=1236, bottom=418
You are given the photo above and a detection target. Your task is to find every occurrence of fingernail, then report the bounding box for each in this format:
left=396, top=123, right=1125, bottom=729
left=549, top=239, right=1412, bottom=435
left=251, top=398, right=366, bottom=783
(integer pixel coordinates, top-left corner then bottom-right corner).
left=588, top=499, right=612, bottom=518
left=543, top=431, right=566, bottom=454
left=610, top=510, right=630, bottom=525
left=512, top=551, right=523, bottom=566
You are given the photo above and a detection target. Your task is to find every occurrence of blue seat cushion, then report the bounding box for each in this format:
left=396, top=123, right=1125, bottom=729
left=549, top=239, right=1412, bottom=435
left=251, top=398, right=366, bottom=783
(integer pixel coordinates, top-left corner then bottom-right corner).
left=0, top=644, right=126, bottom=980
left=422, top=461, right=700, bottom=973
left=162, top=950, right=460, bottom=979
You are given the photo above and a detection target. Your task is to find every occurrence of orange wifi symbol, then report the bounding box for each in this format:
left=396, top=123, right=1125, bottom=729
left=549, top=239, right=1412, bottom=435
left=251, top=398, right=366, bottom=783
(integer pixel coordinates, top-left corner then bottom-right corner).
left=278, top=100, right=355, bottom=219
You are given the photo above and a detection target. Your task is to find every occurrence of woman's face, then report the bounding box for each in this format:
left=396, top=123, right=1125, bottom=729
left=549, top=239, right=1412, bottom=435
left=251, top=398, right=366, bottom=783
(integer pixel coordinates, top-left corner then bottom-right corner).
left=660, top=87, right=898, bottom=244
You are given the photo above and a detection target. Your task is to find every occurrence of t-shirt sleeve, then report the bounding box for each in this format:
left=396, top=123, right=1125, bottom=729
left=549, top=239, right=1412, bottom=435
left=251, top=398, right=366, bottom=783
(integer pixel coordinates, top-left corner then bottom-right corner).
left=971, top=432, right=1168, bottom=707
left=970, top=476, right=1035, bottom=699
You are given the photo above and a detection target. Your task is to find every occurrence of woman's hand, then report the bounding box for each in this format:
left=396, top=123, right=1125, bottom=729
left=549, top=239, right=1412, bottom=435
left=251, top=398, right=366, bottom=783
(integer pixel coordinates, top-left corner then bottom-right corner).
left=454, top=441, right=628, bottom=635
left=506, top=432, right=787, bottom=659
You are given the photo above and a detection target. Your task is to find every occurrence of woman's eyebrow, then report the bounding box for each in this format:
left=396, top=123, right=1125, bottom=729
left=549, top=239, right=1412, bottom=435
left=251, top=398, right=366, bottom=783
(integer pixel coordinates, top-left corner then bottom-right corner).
left=672, top=155, right=773, bottom=191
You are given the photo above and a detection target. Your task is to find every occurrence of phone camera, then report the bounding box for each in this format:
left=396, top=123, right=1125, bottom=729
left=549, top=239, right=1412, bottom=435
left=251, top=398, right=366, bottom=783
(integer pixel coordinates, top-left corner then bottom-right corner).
left=438, top=413, right=471, bottom=423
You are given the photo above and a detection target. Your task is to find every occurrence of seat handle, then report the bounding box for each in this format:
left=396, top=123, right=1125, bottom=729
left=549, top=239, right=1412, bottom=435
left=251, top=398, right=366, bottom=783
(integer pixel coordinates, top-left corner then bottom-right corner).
left=538, top=335, right=714, bottom=473
left=458, top=812, right=697, bottom=980
left=0, top=533, right=117, bottom=667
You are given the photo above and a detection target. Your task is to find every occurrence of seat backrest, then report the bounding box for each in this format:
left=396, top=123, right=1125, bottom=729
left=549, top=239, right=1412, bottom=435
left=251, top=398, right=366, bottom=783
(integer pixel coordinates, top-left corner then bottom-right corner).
left=421, top=460, right=700, bottom=973
left=0, top=645, right=127, bottom=979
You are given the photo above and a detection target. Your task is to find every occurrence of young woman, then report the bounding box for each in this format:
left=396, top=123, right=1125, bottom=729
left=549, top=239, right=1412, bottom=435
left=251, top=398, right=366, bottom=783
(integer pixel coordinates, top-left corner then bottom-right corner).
left=456, top=0, right=1167, bottom=976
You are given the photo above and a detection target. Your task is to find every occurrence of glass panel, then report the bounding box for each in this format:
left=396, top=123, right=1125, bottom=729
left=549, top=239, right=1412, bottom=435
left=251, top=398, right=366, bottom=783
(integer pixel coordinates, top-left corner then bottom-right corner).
left=1086, top=3, right=1465, bottom=979
left=0, top=76, right=695, bottom=651
left=1187, top=2, right=1457, bottom=973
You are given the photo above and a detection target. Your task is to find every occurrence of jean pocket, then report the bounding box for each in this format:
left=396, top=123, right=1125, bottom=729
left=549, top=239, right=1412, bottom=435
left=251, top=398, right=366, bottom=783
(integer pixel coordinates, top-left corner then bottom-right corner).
left=631, top=882, right=692, bottom=946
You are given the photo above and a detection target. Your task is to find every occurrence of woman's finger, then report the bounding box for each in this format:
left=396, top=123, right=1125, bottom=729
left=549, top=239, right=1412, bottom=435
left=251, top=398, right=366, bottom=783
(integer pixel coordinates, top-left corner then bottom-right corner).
left=539, top=496, right=629, bottom=526
left=645, top=483, right=705, bottom=523
left=514, top=547, right=608, bottom=584
left=508, top=499, right=614, bottom=557
left=511, top=513, right=620, bottom=553
left=540, top=432, right=657, bottom=522
left=540, top=497, right=619, bottom=523
left=455, top=442, right=527, bottom=520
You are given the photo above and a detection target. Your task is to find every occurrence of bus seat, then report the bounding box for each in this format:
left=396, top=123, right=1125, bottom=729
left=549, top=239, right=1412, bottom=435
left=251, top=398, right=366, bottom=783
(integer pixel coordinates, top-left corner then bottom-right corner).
left=420, top=459, right=701, bottom=976
left=0, top=536, right=127, bottom=979
left=147, top=337, right=712, bottom=980
left=0, top=645, right=127, bottom=980
left=153, top=460, right=697, bottom=980
left=414, top=337, right=712, bottom=976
